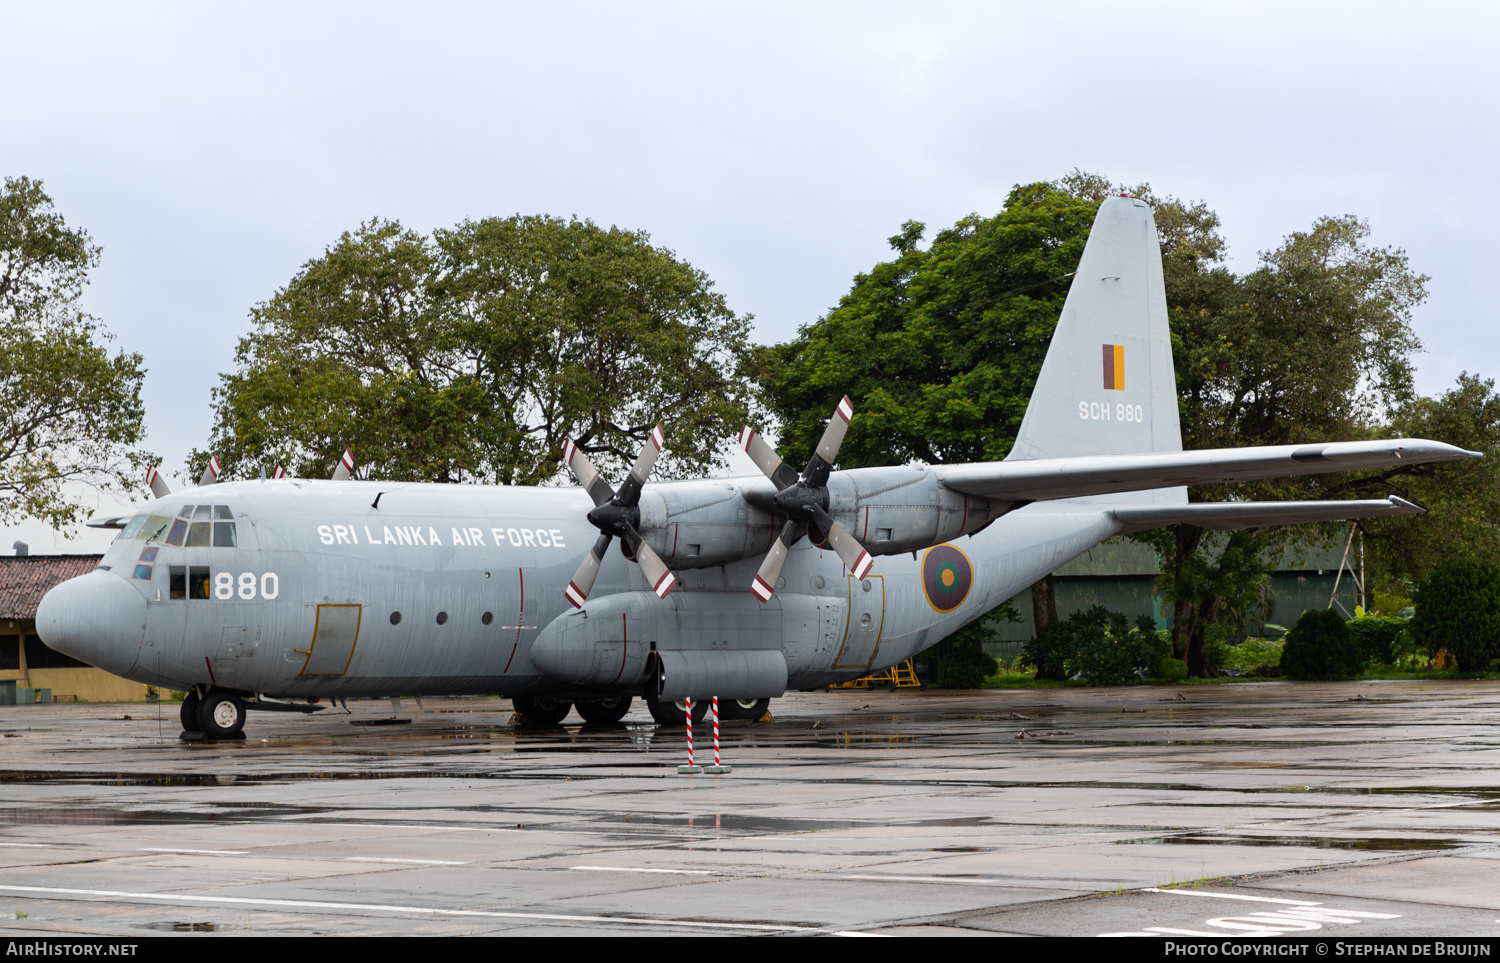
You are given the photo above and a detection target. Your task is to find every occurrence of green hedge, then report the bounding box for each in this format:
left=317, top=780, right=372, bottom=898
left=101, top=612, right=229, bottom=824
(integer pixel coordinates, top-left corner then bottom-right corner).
left=1345, top=616, right=1406, bottom=664
left=1413, top=564, right=1500, bottom=672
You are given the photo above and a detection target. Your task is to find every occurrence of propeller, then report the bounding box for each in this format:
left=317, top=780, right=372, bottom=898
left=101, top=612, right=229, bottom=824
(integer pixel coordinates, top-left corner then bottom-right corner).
left=561, top=425, right=678, bottom=608
left=145, top=466, right=172, bottom=499
left=272, top=464, right=289, bottom=479
left=197, top=454, right=222, bottom=487
left=331, top=447, right=356, bottom=481
left=740, top=395, right=873, bottom=603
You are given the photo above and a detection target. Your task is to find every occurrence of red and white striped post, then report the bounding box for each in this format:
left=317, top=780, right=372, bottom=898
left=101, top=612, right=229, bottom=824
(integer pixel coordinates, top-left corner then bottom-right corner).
left=704, top=696, right=732, bottom=774
left=677, top=697, right=702, bottom=774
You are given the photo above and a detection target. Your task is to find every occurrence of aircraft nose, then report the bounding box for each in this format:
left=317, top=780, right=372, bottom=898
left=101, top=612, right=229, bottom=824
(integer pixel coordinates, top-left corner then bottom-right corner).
left=35, top=571, right=147, bottom=676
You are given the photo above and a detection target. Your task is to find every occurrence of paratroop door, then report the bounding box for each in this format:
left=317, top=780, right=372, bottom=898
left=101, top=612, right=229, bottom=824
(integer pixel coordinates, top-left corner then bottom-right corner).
left=298, top=604, right=362, bottom=676
left=832, top=576, right=885, bottom=670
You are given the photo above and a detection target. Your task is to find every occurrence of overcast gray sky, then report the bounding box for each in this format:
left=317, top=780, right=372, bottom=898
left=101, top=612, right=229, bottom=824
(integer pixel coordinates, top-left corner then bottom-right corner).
left=4, top=2, right=1497, bottom=553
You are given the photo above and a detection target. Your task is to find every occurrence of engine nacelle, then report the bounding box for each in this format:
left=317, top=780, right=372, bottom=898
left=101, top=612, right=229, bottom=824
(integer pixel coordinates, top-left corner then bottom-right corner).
left=633, top=468, right=1008, bottom=571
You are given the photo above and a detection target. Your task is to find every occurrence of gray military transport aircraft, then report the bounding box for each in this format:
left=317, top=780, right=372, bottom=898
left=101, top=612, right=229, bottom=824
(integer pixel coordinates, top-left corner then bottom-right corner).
left=36, top=196, right=1478, bottom=740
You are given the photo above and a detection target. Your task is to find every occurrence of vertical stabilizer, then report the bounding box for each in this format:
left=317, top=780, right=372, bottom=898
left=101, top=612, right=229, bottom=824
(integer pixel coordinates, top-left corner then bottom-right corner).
left=1009, top=196, right=1182, bottom=468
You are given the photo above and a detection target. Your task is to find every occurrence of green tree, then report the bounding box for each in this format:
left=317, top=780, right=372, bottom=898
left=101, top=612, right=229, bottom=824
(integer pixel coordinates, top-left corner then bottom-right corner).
left=199, top=216, right=755, bottom=484
left=758, top=171, right=1435, bottom=677
left=1354, top=373, right=1500, bottom=581
left=0, top=176, right=151, bottom=528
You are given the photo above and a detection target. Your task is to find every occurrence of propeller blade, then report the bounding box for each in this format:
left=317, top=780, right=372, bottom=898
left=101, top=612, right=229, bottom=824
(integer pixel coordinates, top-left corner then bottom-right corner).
left=272, top=464, right=289, bottom=480
left=565, top=533, right=613, bottom=608
left=804, top=395, right=854, bottom=486
left=197, top=454, right=222, bottom=487
left=751, top=519, right=803, bottom=602
left=613, top=424, right=666, bottom=508
left=738, top=425, right=800, bottom=490
left=621, top=523, right=678, bottom=599
left=145, top=466, right=172, bottom=499
left=331, top=447, right=356, bottom=481
left=809, top=507, right=874, bottom=580
left=562, top=438, right=616, bottom=508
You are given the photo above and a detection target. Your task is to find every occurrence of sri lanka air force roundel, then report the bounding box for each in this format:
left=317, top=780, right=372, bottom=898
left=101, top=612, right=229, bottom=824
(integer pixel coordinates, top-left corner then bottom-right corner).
left=922, top=543, right=974, bottom=613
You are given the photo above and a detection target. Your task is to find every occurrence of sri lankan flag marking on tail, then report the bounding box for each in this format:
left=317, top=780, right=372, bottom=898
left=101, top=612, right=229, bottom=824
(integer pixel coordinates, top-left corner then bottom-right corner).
left=1102, top=344, right=1125, bottom=390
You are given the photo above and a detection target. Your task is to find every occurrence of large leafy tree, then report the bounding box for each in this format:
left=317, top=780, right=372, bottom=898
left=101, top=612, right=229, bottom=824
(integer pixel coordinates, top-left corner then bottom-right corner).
left=0, top=176, right=150, bottom=528
left=759, top=172, right=1440, bottom=676
left=200, top=215, right=755, bottom=484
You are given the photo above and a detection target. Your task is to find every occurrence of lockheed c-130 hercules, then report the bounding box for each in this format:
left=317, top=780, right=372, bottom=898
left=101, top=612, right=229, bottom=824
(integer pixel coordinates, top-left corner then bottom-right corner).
left=37, top=196, right=1478, bottom=740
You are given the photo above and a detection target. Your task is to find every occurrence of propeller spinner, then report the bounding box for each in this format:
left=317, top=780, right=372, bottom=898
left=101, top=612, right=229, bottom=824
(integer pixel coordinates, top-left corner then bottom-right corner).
left=561, top=425, right=678, bottom=608
left=740, top=395, right=873, bottom=602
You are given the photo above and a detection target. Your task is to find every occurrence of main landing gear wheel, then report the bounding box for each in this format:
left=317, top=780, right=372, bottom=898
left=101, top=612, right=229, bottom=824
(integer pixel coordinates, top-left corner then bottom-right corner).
left=575, top=696, right=633, bottom=724
left=718, top=697, right=771, bottom=722
left=179, top=689, right=202, bottom=732
left=196, top=690, right=246, bottom=740
left=645, top=694, right=709, bottom=727
left=513, top=694, right=572, bottom=726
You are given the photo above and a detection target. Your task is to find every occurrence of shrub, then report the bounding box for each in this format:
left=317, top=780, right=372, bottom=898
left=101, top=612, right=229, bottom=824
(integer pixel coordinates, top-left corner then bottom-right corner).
left=1025, top=606, right=1165, bottom=686
left=1345, top=616, right=1407, bottom=664
left=1278, top=608, right=1364, bottom=680
left=1413, top=564, right=1500, bottom=672
left=1157, top=658, right=1188, bottom=681
left=936, top=642, right=998, bottom=689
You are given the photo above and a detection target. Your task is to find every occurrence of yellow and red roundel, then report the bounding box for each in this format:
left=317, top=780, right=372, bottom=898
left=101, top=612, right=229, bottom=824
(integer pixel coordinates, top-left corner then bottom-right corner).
left=922, top=543, right=973, bottom=613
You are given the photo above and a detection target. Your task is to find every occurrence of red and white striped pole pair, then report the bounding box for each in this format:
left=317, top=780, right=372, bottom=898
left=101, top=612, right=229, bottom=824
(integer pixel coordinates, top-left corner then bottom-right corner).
left=679, top=696, right=732, bottom=775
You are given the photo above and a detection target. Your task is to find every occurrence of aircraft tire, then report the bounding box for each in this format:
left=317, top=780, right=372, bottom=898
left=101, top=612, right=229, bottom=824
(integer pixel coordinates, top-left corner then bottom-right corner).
left=179, top=690, right=202, bottom=732
left=645, top=695, right=709, bottom=727
left=512, top=694, right=572, bottom=726
left=196, top=690, right=246, bottom=739
left=575, top=696, right=633, bottom=724
left=718, top=697, right=770, bottom=722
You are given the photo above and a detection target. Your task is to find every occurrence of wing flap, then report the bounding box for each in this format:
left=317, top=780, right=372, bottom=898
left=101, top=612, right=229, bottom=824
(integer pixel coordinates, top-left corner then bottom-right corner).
left=1110, top=495, right=1423, bottom=533
left=935, top=439, right=1477, bottom=502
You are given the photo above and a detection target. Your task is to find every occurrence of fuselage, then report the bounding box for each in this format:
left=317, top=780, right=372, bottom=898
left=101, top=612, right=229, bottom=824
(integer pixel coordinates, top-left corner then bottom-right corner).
left=37, top=477, right=1121, bottom=699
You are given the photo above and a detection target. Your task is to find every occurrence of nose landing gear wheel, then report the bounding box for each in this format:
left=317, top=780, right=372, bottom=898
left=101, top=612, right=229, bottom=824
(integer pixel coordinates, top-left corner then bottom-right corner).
left=195, top=690, right=246, bottom=740
left=645, top=694, right=709, bottom=727
left=575, top=696, right=633, bottom=724
left=512, top=694, right=572, bottom=726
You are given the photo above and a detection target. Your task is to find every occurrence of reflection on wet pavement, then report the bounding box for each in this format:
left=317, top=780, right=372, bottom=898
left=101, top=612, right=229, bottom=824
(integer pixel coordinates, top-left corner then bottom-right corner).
left=1, top=680, right=1498, bottom=935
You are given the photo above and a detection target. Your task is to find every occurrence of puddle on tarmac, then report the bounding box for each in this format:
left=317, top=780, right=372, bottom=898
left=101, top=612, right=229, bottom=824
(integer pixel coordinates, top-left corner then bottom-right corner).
left=1118, top=833, right=1465, bottom=851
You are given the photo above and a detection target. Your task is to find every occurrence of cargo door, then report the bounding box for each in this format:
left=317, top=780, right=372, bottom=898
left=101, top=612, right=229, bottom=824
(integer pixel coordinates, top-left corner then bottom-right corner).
left=833, top=575, right=885, bottom=670
left=298, top=604, right=362, bottom=676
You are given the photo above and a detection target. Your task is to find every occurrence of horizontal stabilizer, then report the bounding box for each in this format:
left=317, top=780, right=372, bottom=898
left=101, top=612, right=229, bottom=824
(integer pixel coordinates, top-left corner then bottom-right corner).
left=936, top=439, right=1478, bottom=503
left=1110, top=495, right=1423, bottom=534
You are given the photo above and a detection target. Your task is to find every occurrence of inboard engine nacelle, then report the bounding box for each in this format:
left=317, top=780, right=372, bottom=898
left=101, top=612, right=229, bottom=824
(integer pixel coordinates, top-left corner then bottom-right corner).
left=636, top=466, right=1006, bottom=570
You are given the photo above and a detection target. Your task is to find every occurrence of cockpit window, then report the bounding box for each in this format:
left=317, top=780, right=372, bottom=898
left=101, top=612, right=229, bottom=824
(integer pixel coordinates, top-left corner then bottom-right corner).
left=139, top=516, right=172, bottom=543
left=123, top=506, right=235, bottom=550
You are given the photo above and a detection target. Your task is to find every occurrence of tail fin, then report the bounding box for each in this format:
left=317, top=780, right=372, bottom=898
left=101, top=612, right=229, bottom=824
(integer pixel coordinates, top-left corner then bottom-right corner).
left=1009, top=195, right=1182, bottom=464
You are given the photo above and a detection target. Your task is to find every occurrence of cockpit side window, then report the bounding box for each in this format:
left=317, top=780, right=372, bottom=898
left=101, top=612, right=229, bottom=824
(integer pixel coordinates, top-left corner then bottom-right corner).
left=139, top=516, right=172, bottom=543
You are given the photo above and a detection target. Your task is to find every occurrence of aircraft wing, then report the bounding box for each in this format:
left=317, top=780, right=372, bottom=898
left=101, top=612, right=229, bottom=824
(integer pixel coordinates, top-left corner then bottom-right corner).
left=1108, top=495, right=1423, bottom=534
left=933, top=439, right=1478, bottom=502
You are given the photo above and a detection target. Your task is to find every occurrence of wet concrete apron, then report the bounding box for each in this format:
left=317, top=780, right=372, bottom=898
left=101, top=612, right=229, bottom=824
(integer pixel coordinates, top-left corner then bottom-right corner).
left=0, top=680, right=1497, bottom=936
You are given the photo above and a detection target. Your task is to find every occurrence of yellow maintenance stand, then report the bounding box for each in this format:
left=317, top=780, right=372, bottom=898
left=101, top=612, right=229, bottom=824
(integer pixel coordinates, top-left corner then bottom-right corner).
left=830, top=659, right=924, bottom=692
